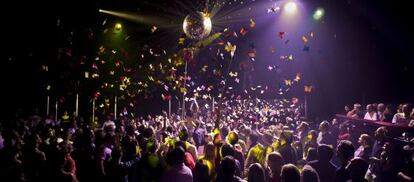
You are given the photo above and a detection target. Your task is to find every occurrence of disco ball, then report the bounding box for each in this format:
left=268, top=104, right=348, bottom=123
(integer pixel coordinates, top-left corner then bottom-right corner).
left=183, top=12, right=212, bottom=40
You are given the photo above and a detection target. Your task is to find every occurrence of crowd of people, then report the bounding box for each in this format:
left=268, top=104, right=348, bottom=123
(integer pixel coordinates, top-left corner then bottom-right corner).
left=344, top=102, right=414, bottom=126
left=0, top=99, right=413, bottom=182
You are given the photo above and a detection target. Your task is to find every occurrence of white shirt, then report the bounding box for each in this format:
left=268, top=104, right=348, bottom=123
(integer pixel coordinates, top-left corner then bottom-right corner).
left=364, top=112, right=378, bottom=121
left=392, top=113, right=405, bottom=124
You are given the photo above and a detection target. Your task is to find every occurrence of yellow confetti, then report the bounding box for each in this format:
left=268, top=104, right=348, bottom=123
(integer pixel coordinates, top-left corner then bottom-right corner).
left=151, top=25, right=158, bottom=33
left=284, top=80, right=292, bottom=86
left=250, top=19, right=256, bottom=28
left=85, top=72, right=89, bottom=78
left=224, top=42, right=234, bottom=52
left=310, top=32, right=314, bottom=38
left=180, top=87, right=187, bottom=93
left=302, top=36, right=308, bottom=43
left=179, top=38, right=186, bottom=45
left=110, top=71, right=115, bottom=75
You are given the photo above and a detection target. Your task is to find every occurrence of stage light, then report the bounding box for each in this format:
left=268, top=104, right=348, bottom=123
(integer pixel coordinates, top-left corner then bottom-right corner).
left=284, top=2, right=297, bottom=14
left=313, top=8, right=325, bottom=20
left=114, top=23, right=122, bottom=31
left=99, top=9, right=102, bottom=12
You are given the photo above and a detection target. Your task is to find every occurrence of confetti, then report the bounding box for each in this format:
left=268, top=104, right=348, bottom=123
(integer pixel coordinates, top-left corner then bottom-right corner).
left=304, top=85, right=313, bottom=93
left=284, top=80, right=292, bottom=86
left=225, top=42, right=235, bottom=52
left=151, top=25, right=158, bottom=33
left=42, top=65, right=48, bottom=72
left=279, top=32, right=285, bottom=39
left=302, top=36, right=308, bottom=43
left=229, top=71, right=238, bottom=77
left=250, top=19, right=256, bottom=28
left=247, top=50, right=256, bottom=58
left=201, top=65, right=208, bottom=72
left=294, top=73, right=301, bottom=82
left=288, top=54, right=293, bottom=61
left=240, top=27, right=248, bottom=36
left=179, top=37, right=186, bottom=45
left=267, top=6, right=281, bottom=13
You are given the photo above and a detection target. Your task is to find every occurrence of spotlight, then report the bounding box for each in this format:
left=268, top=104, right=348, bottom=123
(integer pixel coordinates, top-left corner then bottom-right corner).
left=284, top=2, right=297, bottom=14
left=114, top=23, right=122, bottom=31
left=99, top=9, right=102, bottom=12
left=313, top=8, right=325, bottom=20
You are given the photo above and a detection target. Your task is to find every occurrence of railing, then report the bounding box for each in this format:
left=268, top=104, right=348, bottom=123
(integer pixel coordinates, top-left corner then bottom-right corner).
left=335, top=115, right=414, bottom=143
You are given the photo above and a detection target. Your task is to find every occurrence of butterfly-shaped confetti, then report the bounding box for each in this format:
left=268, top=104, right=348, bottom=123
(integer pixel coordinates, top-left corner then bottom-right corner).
left=284, top=80, right=293, bottom=86
left=294, top=73, right=301, bottom=82
left=304, top=85, right=313, bottom=93
left=279, top=32, right=285, bottom=39
left=250, top=19, right=256, bottom=28
left=302, top=36, right=308, bottom=43
left=151, top=26, right=158, bottom=33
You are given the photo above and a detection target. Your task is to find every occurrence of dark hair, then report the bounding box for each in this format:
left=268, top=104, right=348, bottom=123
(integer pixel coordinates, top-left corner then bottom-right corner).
left=220, top=127, right=229, bottom=139
left=143, top=127, right=154, bottom=138
left=306, top=148, right=318, bottom=162
left=179, top=128, right=189, bottom=141
left=317, top=144, right=333, bottom=162
left=166, top=146, right=185, bottom=166
left=175, top=140, right=187, bottom=152
left=137, top=125, right=146, bottom=134
left=248, top=163, right=266, bottom=182
left=267, top=152, right=284, bottom=176
left=221, top=144, right=235, bottom=158
left=347, top=157, right=369, bottom=180
left=194, top=160, right=211, bottom=182
left=280, top=131, right=294, bottom=144
left=301, top=165, right=320, bottom=182
left=249, top=132, right=259, bottom=144
left=166, top=125, right=174, bottom=133
left=337, top=140, right=355, bottom=163
left=111, top=146, right=123, bottom=160
left=220, top=156, right=236, bottom=176
left=281, top=164, right=300, bottom=182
